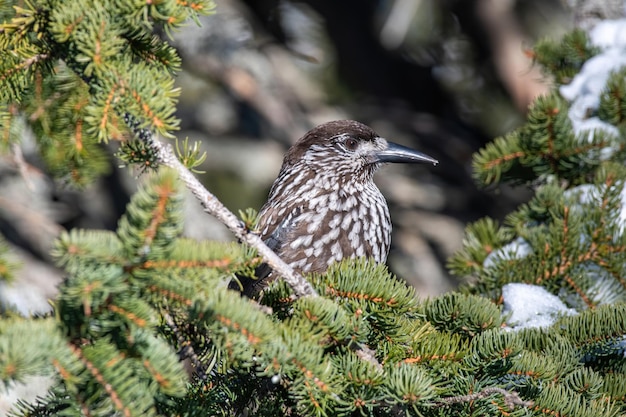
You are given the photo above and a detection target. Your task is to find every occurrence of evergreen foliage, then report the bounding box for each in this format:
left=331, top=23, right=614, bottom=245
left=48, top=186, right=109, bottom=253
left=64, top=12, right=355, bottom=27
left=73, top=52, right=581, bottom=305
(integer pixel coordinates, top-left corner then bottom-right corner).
left=0, top=3, right=625, bottom=417
left=532, top=29, right=600, bottom=85
left=449, top=24, right=626, bottom=417
left=0, top=0, right=213, bottom=186
left=599, top=67, right=626, bottom=126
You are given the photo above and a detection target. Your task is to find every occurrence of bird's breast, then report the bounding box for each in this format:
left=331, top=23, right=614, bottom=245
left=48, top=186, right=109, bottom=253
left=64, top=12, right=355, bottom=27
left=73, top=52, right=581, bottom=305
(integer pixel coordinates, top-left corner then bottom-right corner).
left=259, top=181, right=392, bottom=275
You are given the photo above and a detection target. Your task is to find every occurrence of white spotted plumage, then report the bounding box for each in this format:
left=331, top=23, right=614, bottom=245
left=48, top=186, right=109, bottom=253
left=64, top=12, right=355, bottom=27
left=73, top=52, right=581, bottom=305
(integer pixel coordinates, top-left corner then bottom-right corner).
left=237, top=120, right=436, bottom=297
left=257, top=125, right=392, bottom=275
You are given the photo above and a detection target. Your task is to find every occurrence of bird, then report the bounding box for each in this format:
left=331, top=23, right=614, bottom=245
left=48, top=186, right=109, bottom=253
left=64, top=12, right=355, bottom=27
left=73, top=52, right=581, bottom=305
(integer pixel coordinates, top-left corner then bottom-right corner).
left=233, top=120, right=438, bottom=297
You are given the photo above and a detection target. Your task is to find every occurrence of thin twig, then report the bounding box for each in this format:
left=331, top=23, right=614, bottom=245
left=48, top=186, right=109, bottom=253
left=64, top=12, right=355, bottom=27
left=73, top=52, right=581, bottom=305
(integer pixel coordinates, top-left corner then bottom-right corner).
left=11, top=142, right=35, bottom=191
left=163, top=312, right=207, bottom=380
left=354, top=343, right=384, bottom=372
left=437, top=387, right=534, bottom=409
left=127, top=115, right=318, bottom=298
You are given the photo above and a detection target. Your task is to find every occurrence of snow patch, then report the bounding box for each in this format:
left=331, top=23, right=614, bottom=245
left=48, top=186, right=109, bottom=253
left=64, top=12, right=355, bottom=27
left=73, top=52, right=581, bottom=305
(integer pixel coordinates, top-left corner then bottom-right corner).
left=502, top=283, right=577, bottom=330
left=559, top=19, right=626, bottom=160
left=483, top=237, right=533, bottom=269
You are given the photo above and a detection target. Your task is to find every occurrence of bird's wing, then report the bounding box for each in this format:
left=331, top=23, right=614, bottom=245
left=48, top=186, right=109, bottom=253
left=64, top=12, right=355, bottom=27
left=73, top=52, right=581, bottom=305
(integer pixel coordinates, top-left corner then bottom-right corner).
left=254, top=206, right=303, bottom=280
left=262, top=206, right=303, bottom=252
left=234, top=207, right=303, bottom=297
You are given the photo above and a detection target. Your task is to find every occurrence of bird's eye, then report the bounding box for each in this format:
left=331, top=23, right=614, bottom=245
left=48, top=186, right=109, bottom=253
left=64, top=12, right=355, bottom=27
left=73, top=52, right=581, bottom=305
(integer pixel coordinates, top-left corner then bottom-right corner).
left=344, top=138, right=358, bottom=151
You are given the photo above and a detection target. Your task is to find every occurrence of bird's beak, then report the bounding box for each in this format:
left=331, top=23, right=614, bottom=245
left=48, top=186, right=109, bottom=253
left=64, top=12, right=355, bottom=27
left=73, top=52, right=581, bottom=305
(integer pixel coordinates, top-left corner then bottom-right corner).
left=374, top=140, right=438, bottom=166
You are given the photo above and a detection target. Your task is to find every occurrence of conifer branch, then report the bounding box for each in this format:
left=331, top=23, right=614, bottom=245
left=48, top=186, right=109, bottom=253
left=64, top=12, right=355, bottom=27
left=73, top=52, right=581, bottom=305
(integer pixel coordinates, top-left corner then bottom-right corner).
left=125, top=115, right=318, bottom=298
left=69, top=344, right=131, bottom=416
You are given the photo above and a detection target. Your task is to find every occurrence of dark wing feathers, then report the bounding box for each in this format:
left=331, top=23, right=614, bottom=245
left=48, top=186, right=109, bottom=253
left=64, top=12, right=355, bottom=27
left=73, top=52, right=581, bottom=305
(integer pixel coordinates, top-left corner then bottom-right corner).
left=233, top=207, right=303, bottom=297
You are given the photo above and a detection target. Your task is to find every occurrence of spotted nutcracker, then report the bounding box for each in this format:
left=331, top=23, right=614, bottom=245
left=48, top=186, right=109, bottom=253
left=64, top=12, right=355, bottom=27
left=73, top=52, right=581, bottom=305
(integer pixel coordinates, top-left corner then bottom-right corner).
left=233, top=120, right=438, bottom=297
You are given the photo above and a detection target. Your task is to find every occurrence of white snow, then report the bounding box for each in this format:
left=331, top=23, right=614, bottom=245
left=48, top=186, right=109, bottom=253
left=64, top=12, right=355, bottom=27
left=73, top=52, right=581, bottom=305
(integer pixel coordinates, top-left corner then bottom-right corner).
left=559, top=19, right=626, bottom=153
left=563, top=181, right=626, bottom=234
left=588, top=19, right=626, bottom=49
left=501, top=283, right=577, bottom=330
left=483, top=237, right=533, bottom=269
left=559, top=19, right=626, bottom=233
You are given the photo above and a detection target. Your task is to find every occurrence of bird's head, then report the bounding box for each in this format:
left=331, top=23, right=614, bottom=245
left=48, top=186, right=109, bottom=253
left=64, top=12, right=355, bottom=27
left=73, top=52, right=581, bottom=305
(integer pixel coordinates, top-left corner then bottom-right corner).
left=284, top=120, right=438, bottom=182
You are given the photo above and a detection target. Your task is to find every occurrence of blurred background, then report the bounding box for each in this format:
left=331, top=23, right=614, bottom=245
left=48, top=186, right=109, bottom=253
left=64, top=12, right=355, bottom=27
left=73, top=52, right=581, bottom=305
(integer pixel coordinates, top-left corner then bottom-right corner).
left=171, top=0, right=569, bottom=295
left=0, top=0, right=574, bottom=321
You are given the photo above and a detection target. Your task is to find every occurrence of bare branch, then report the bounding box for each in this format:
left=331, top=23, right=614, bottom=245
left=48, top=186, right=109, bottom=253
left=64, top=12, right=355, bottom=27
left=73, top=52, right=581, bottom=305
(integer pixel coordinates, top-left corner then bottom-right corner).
left=354, top=343, right=384, bottom=372
left=127, top=115, right=318, bottom=298
left=436, top=387, right=533, bottom=410
left=10, top=143, right=35, bottom=191
left=162, top=312, right=207, bottom=380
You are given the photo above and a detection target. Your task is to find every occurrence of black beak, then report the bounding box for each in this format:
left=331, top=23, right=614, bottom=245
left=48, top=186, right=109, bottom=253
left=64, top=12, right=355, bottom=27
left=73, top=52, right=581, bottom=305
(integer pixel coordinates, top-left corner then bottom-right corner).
left=374, top=141, right=438, bottom=166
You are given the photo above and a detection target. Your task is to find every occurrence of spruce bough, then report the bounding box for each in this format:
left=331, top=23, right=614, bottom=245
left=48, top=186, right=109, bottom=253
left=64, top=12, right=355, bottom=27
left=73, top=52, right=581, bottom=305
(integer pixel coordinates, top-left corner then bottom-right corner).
left=0, top=1, right=625, bottom=416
